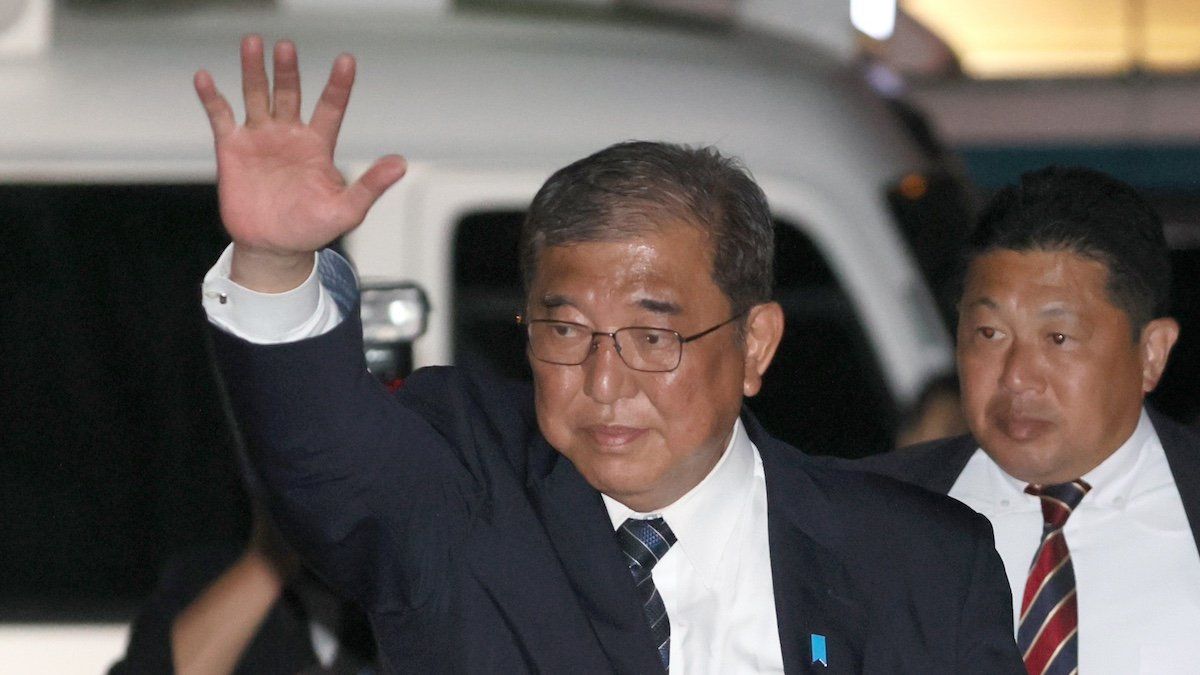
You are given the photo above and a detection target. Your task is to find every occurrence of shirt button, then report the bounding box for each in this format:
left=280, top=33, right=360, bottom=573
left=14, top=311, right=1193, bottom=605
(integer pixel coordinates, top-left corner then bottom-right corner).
left=999, top=499, right=1010, bottom=508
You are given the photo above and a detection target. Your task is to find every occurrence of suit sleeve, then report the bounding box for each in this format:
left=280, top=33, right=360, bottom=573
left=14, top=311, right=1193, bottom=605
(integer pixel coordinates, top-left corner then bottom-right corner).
left=208, top=251, right=481, bottom=618
left=956, top=513, right=1026, bottom=673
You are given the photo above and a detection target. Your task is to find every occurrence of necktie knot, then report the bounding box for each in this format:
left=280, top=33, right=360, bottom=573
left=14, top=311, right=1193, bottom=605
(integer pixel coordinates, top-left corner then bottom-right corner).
left=617, top=517, right=677, bottom=574
left=1026, top=479, right=1091, bottom=530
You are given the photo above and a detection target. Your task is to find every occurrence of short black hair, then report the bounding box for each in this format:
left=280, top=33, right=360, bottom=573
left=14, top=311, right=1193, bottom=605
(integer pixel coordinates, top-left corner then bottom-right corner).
left=520, top=140, right=774, bottom=316
left=966, top=165, right=1171, bottom=333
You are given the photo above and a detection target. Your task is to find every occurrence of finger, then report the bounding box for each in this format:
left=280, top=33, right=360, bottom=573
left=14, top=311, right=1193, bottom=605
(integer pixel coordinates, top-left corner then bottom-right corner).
left=194, top=69, right=236, bottom=139
left=272, top=39, right=301, bottom=122
left=339, top=155, right=408, bottom=223
left=310, top=53, right=356, bottom=152
left=240, top=34, right=270, bottom=125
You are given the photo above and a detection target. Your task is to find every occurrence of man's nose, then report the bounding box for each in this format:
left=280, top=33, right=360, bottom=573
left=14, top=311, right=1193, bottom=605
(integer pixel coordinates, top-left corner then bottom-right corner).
left=582, top=335, right=637, bottom=404
left=999, top=338, right=1045, bottom=394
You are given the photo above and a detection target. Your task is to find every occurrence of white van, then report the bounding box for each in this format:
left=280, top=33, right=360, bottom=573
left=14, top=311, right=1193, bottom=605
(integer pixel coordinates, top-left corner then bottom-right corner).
left=1, top=5, right=957, bottom=671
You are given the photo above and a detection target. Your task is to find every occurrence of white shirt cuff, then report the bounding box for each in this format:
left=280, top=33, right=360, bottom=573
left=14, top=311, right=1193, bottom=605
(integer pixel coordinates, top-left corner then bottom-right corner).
left=201, top=244, right=343, bottom=344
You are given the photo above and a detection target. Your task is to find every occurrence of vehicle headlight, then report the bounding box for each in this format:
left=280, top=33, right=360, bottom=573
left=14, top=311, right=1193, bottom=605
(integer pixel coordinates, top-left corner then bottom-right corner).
left=360, top=282, right=429, bottom=345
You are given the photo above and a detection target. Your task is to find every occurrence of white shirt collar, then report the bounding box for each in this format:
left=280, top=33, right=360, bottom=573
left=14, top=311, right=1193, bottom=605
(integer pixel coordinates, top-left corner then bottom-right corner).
left=1079, top=408, right=1158, bottom=507
left=965, top=407, right=1162, bottom=511
left=601, top=418, right=756, bottom=587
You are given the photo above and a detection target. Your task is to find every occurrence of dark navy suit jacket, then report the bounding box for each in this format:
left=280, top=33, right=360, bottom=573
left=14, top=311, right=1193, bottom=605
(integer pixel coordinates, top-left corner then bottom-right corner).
left=854, top=408, right=1200, bottom=549
left=210, top=256, right=1023, bottom=673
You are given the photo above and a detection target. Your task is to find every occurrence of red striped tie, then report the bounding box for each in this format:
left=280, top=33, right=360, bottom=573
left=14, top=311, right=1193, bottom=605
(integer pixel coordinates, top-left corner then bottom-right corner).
left=1018, top=480, right=1091, bottom=675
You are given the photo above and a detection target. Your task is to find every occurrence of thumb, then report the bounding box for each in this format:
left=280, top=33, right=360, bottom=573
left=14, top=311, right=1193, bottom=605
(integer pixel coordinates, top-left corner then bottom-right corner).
left=341, top=154, right=408, bottom=224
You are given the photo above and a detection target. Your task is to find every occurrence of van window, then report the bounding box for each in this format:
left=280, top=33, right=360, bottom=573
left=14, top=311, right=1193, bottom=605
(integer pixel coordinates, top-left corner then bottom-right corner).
left=452, top=211, right=530, bottom=381
left=752, top=220, right=897, bottom=458
left=885, top=170, right=973, bottom=329
left=2, top=184, right=249, bottom=617
left=451, top=211, right=898, bottom=458
left=1150, top=244, right=1200, bottom=424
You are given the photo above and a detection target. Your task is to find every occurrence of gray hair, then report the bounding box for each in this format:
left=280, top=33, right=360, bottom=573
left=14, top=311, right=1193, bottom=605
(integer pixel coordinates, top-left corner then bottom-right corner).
left=520, top=140, right=774, bottom=315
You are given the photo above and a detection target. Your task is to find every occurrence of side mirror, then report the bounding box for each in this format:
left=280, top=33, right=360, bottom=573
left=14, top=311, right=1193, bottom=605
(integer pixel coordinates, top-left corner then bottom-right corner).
left=360, top=280, right=430, bottom=386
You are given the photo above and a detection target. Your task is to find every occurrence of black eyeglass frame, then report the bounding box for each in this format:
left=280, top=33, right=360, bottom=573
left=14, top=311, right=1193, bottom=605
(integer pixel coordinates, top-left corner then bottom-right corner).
left=518, top=311, right=748, bottom=373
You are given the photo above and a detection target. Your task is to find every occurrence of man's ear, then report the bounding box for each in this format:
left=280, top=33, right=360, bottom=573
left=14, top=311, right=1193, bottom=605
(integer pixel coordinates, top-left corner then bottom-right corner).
left=741, top=302, right=785, bottom=397
left=1139, top=316, right=1180, bottom=393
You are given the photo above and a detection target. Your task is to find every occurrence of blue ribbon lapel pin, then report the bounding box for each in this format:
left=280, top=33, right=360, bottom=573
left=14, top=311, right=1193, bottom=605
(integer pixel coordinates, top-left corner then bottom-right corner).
left=810, top=633, right=828, bottom=667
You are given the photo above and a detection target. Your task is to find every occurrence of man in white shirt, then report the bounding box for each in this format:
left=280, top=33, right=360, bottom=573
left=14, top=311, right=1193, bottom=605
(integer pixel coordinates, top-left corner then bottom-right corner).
left=197, top=35, right=1023, bottom=672
left=860, top=166, right=1200, bottom=674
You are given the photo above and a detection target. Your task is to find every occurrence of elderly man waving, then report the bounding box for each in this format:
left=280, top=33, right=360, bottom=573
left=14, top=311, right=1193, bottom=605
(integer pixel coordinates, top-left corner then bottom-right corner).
left=198, top=36, right=1021, bottom=673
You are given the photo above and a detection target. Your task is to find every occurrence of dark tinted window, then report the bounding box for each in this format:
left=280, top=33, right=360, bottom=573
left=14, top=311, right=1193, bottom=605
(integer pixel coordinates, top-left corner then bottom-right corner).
left=886, top=171, right=973, bottom=329
left=750, top=221, right=897, bottom=458
left=1, top=185, right=249, bottom=620
left=1141, top=193, right=1200, bottom=425
left=452, top=211, right=530, bottom=381
left=451, top=212, right=898, bottom=458
left=1150, top=244, right=1200, bottom=424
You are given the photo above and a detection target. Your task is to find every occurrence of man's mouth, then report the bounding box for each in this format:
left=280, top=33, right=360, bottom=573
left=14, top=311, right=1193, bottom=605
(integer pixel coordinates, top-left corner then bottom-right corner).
left=993, top=413, right=1054, bottom=441
left=584, top=425, right=648, bottom=449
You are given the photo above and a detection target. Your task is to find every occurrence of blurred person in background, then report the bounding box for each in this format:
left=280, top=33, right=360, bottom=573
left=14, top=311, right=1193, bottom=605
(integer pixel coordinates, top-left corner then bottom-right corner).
left=110, top=446, right=376, bottom=675
left=894, top=373, right=968, bottom=447
left=860, top=166, right=1200, bottom=674
left=110, top=503, right=376, bottom=675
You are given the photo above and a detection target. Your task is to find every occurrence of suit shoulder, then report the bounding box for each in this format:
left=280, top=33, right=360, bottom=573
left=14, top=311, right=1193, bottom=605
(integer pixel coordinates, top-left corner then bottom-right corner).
left=806, top=459, right=992, bottom=539
left=1151, top=407, right=1200, bottom=446
left=394, top=366, right=539, bottom=448
left=398, top=366, right=533, bottom=414
left=837, top=435, right=977, bottom=495
left=853, top=435, right=968, bottom=473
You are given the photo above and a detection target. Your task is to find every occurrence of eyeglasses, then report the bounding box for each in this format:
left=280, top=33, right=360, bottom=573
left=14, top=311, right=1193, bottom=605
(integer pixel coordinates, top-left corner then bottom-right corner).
left=519, top=313, right=746, bottom=373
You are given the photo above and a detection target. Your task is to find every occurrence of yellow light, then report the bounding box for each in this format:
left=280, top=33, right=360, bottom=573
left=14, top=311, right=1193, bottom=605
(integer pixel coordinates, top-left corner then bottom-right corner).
left=898, top=173, right=929, bottom=200
left=902, top=0, right=1200, bottom=78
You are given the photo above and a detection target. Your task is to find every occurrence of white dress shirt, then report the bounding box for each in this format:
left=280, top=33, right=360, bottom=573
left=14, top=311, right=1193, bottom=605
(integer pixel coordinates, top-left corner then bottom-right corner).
left=949, top=410, right=1200, bottom=674
left=603, top=419, right=784, bottom=674
left=202, top=245, right=341, bottom=344
left=201, top=245, right=786, bottom=673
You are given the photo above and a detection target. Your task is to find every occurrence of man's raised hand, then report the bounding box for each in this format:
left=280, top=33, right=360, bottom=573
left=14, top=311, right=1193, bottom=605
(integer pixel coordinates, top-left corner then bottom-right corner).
left=194, top=35, right=407, bottom=292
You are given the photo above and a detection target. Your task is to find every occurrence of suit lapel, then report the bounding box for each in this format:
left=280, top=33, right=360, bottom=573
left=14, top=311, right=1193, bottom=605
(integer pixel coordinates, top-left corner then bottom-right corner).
left=746, top=412, right=868, bottom=674
left=527, top=438, right=664, bottom=674
left=1150, top=408, right=1200, bottom=551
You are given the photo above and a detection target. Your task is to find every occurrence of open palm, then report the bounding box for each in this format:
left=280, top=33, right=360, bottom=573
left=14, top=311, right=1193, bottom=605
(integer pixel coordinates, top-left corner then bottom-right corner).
left=194, top=36, right=406, bottom=284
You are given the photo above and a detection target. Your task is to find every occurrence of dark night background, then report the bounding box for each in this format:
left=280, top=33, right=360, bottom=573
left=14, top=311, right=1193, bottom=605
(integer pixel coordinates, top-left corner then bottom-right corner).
left=1, top=185, right=247, bottom=618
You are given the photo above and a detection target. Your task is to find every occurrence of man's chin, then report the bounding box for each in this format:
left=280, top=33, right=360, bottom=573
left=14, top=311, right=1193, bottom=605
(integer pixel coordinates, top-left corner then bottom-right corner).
left=574, top=454, right=646, bottom=492
left=580, top=463, right=677, bottom=511
left=981, top=435, right=1070, bottom=485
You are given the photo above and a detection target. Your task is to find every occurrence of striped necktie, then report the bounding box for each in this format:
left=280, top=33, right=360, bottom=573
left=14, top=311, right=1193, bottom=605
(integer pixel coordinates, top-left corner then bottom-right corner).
left=616, top=517, right=677, bottom=672
left=1019, top=479, right=1091, bottom=675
